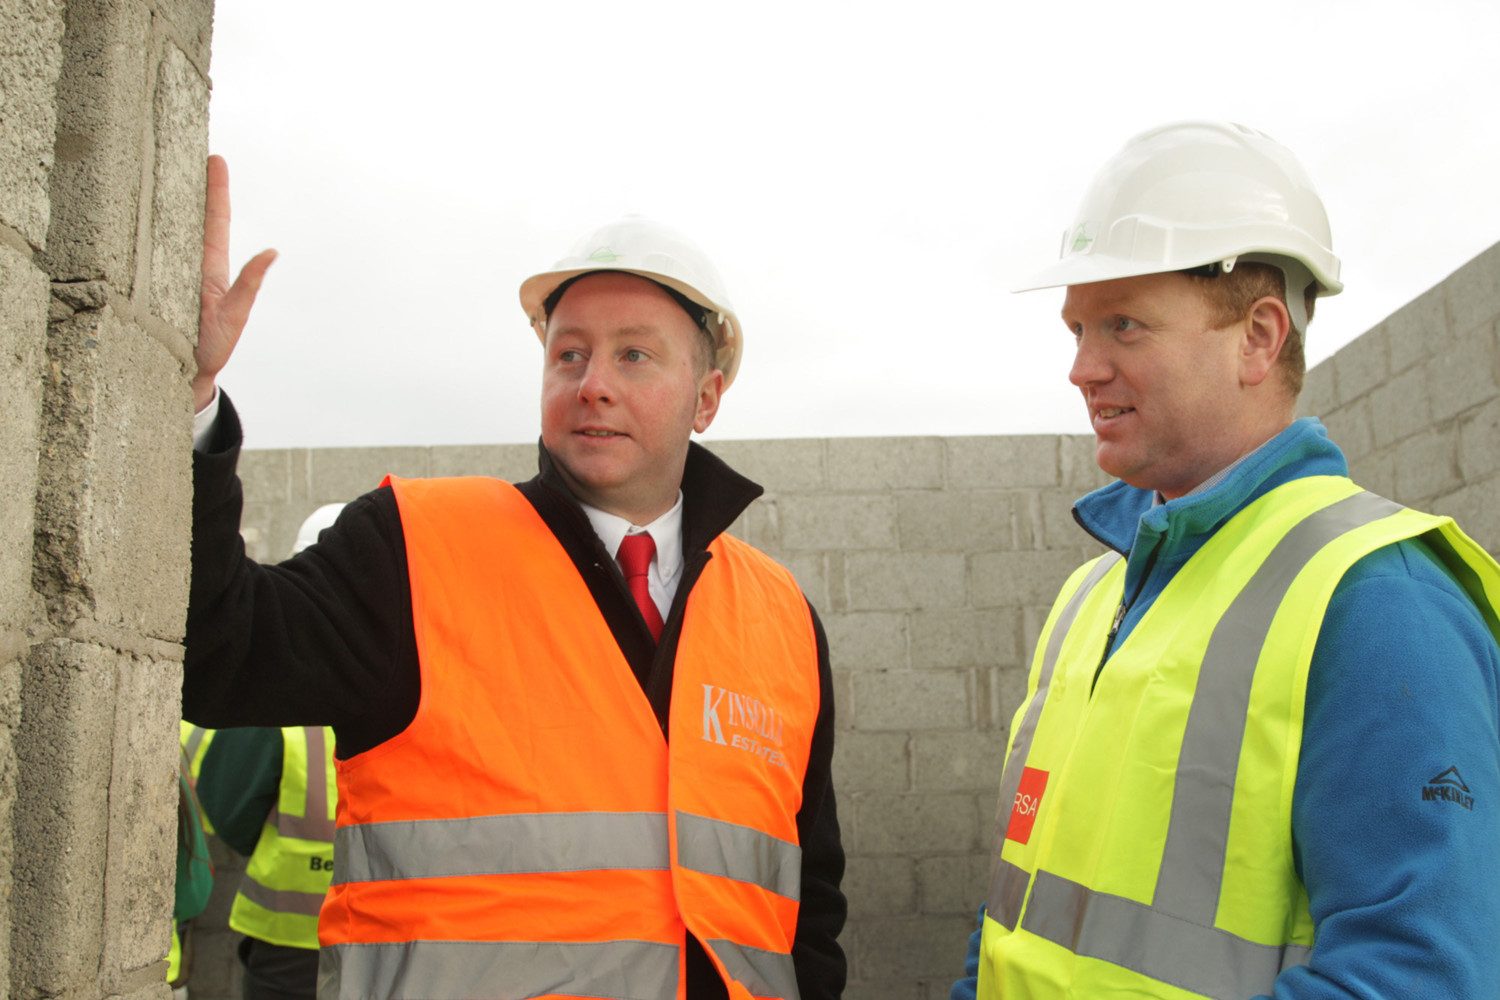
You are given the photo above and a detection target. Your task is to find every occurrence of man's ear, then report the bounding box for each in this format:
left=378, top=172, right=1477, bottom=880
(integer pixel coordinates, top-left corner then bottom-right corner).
left=693, top=369, right=725, bottom=434
left=1240, top=295, right=1291, bottom=389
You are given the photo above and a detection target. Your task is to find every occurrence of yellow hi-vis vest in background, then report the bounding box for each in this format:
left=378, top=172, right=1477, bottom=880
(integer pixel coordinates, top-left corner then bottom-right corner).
left=229, top=726, right=338, bottom=949
left=978, top=477, right=1500, bottom=1000
left=171, top=723, right=216, bottom=985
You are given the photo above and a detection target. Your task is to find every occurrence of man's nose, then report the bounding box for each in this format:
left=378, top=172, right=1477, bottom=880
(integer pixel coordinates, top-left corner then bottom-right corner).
left=1068, top=331, right=1109, bottom=389
left=578, top=355, right=615, bottom=403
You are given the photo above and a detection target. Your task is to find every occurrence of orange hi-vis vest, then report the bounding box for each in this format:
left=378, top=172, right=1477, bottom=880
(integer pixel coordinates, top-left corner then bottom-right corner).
left=317, top=477, right=821, bottom=1000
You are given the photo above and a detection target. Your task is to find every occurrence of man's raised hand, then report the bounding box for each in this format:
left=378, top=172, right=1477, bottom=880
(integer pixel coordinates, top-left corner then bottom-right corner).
left=195, top=155, right=277, bottom=412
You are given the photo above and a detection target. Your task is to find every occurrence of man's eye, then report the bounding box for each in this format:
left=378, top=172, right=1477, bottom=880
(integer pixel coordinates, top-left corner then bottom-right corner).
left=558, top=349, right=583, bottom=363
left=623, top=349, right=647, bottom=363
left=1112, top=316, right=1138, bottom=333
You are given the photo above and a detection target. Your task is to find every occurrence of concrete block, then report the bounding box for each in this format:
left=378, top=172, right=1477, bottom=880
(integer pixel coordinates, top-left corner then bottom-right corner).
left=1367, top=365, right=1430, bottom=449
left=1450, top=477, right=1500, bottom=556
left=1443, top=240, right=1500, bottom=343
left=147, top=42, right=210, bottom=336
left=988, top=664, right=1032, bottom=735
left=45, top=0, right=152, bottom=286
left=428, top=442, right=540, bottom=481
left=150, top=0, right=214, bottom=69
left=0, top=0, right=66, bottom=247
left=845, top=552, right=967, bottom=611
left=780, top=493, right=897, bottom=551
left=912, top=731, right=1006, bottom=793
left=852, top=913, right=976, bottom=979
left=1393, top=428, right=1460, bottom=505
left=705, top=438, right=825, bottom=492
left=34, top=307, right=192, bottom=640
left=896, top=490, right=1019, bottom=552
left=1037, top=488, right=1087, bottom=549
left=908, top=608, right=1020, bottom=671
left=780, top=552, right=829, bottom=611
left=853, top=794, right=980, bottom=855
left=969, top=549, right=1082, bottom=609
left=916, top=853, right=991, bottom=915
left=726, top=496, right=781, bottom=552
left=1331, top=329, right=1389, bottom=404
left=827, top=436, right=945, bottom=490
left=1459, top=396, right=1500, bottom=483
left=11, top=639, right=118, bottom=992
left=307, top=445, right=431, bottom=501
left=842, top=977, right=927, bottom=1000
left=851, top=669, right=973, bottom=732
left=1424, top=322, right=1500, bottom=423
left=0, top=248, right=48, bottom=628
left=1431, top=473, right=1500, bottom=558
left=0, top=657, right=19, bottom=977
left=237, top=448, right=303, bottom=504
left=945, top=435, right=1060, bottom=489
left=1322, top=396, right=1374, bottom=464
left=823, top=611, right=908, bottom=672
left=1384, top=284, right=1446, bottom=374
left=832, top=731, right=909, bottom=792
left=102, top=654, right=180, bottom=976
left=843, top=855, right=917, bottom=919
left=1059, top=433, right=1110, bottom=492
left=1021, top=606, right=1050, bottom=665
left=831, top=668, right=853, bottom=732
left=1347, top=452, right=1397, bottom=503
left=1298, top=357, right=1337, bottom=419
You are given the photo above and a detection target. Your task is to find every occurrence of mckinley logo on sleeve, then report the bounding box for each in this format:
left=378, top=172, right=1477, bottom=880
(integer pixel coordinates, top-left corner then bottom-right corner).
left=1423, top=766, right=1474, bottom=811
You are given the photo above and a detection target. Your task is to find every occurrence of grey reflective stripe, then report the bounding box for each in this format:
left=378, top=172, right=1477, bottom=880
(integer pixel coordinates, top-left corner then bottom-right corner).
left=183, top=725, right=208, bottom=764
left=276, top=727, right=335, bottom=843
left=1016, top=491, right=1399, bottom=996
left=318, top=938, right=679, bottom=1000
left=237, top=873, right=326, bottom=917
left=677, top=811, right=801, bottom=900
left=707, top=939, right=800, bottom=1000
left=988, top=859, right=1031, bottom=933
left=1022, top=870, right=1311, bottom=999
left=986, top=552, right=1121, bottom=927
left=334, top=811, right=668, bottom=885
left=1152, top=490, right=1403, bottom=923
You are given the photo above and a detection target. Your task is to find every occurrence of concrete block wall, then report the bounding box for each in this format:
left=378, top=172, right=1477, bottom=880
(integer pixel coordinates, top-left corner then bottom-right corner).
left=0, top=0, right=215, bottom=996
left=1300, top=240, right=1500, bottom=551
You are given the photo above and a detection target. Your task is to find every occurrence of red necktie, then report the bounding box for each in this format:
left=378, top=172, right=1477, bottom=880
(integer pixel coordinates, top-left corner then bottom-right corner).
left=617, top=533, right=664, bottom=641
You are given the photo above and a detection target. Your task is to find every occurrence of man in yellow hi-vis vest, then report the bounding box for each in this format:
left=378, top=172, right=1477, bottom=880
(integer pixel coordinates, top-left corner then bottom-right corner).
left=953, top=121, right=1500, bottom=999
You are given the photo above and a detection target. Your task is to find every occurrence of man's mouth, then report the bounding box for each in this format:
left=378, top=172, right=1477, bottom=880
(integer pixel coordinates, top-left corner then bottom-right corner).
left=578, top=429, right=625, bottom=437
left=1096, top=407, right=1133, bottom=419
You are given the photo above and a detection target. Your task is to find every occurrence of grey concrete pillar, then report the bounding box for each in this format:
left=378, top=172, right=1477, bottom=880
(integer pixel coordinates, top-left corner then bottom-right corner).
left=0, top=0, right=215, bottom=995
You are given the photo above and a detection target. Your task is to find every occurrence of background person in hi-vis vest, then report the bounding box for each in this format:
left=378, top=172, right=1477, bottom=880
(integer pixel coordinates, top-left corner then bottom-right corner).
left=952, top=121, right=1500, bottom=999
left=182, top=157, right=846, bottom=1000
left=190, top=505, right=345, bottom=1000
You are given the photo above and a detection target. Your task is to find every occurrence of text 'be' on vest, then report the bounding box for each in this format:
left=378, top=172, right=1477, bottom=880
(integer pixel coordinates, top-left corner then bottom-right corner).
left=977, top=476, right=1500, bottom=1000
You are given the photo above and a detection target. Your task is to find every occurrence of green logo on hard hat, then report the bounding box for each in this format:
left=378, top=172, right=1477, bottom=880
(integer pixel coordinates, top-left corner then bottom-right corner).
left=1070, top=224, right=1095, bottom=254
left=588, top=246, right=622, bottom=263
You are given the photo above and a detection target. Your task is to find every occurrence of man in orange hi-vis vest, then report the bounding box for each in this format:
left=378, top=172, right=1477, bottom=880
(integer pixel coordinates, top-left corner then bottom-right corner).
left=182, top=157, right=846, bottom=1000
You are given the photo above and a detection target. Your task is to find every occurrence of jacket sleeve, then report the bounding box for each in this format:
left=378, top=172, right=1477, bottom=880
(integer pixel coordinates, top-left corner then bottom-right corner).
left=183, top=392, right=420, bottom=755
left=195, top=726, right=284, bottom=857
left=792, top=602, right=848, bottom=1000
left=949, top=907, right=983, bottom=1000
left=1265, top=537, right=1500, bottom=1000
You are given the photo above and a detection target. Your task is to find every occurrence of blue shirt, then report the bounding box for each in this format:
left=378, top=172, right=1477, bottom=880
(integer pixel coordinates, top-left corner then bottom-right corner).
left=953, top=418, right=1500, bottom=999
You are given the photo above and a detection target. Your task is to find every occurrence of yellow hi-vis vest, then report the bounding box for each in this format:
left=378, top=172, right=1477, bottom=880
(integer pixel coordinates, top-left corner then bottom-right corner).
left=229, top=726, right=338, bottom=949
left=978, top=477, right=1500, bottom=1000
left=171, top=723, right=216, bottom=984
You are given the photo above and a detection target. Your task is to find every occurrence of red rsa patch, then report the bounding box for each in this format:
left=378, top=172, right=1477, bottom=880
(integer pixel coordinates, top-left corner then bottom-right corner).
left=1005, top=767, right=1049, bottom=845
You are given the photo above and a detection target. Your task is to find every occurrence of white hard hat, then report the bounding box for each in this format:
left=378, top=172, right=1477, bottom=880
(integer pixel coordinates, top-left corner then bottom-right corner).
left=518, top=216, right=744, bottom=388
left=292, top=503, right=346, bottom=556
left=1016, top=120, right=1342, bottom=334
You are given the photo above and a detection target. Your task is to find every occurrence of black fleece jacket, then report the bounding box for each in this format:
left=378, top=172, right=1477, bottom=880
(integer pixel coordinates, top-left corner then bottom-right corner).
left=182, top=393, right=847, bottom=1000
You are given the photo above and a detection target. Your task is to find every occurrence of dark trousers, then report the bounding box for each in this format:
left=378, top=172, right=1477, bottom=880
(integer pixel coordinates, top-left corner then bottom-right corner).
left=238, top=937, right=319, bottom=1000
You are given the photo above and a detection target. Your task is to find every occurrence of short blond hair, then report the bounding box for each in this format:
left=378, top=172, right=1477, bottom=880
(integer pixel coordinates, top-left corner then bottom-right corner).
left=1184, top=262, right=1315, bottom=397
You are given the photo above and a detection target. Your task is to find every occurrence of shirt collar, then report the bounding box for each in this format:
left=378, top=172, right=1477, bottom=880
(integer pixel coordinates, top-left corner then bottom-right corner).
left=579, top=492, right=686, bottom=585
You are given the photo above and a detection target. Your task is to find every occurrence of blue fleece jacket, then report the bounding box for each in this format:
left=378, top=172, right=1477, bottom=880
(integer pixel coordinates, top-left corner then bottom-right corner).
left=952, top=418, right=1500, bottom=999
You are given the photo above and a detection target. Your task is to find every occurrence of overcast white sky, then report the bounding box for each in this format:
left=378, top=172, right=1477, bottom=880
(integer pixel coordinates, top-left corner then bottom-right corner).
left=207, top=0, right=1500, bottom=449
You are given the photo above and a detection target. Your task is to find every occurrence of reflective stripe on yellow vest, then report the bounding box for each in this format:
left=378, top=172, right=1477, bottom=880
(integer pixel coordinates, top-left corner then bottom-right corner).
left=229, top=726, right=337, bottom=950
left=317, top=477, right=820, bottom=1000
left=978, top=478, right=1500, bottom=1000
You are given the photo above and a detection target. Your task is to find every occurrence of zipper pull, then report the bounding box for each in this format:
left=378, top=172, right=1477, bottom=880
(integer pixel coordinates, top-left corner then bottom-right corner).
left=1108, top=602, right=1126, bottom=639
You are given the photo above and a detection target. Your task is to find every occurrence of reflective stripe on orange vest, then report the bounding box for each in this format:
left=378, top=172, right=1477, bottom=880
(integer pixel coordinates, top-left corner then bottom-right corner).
left=319, top=476, right=819, bottom=1000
